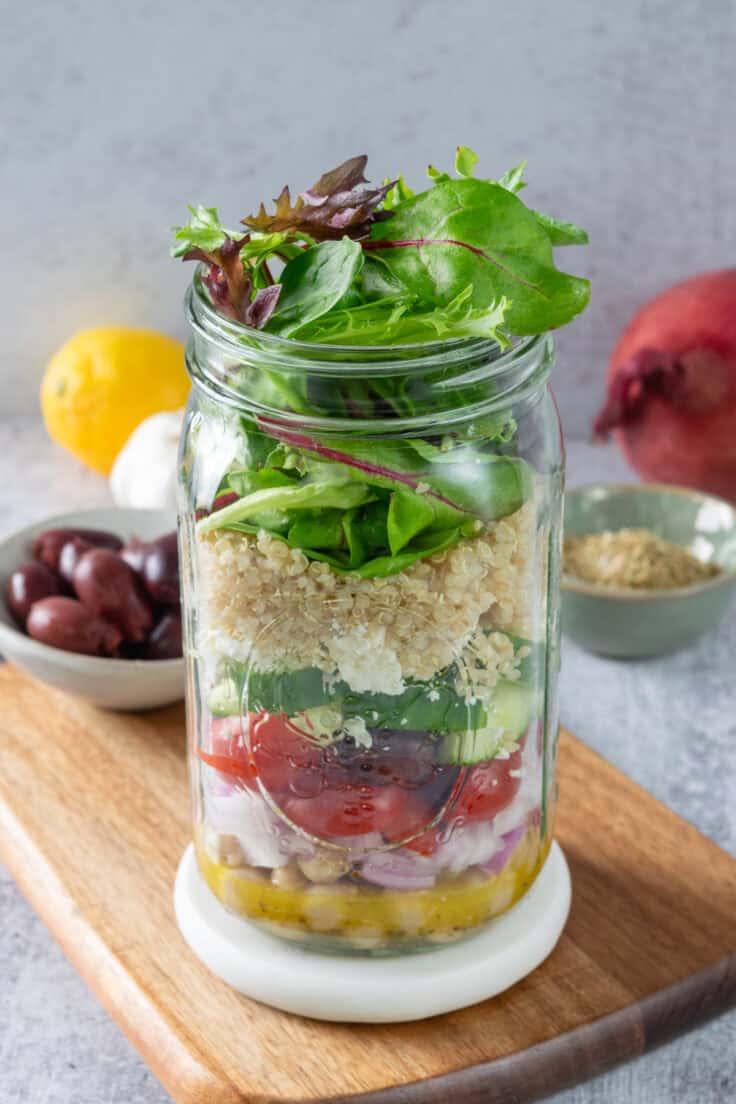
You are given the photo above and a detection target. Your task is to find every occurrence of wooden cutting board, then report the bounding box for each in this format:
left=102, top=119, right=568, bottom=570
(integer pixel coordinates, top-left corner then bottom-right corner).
left=0, top=664, right=734, bottom=1104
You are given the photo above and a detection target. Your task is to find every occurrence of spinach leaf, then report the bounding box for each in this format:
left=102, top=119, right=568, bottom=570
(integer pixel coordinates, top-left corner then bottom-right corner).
left=226, top=468, right=295, bottom=496
left=287, top=509, right=344, bottom=550
left=230, top=363, right=318, bottom=417
left=419, top=453, right=533, bottom=518
left=529, top=210, right=589, bottom=246
left=238, top=419, right=288, bottom=470
left=365, top=178, right=589, bottom=334
left=197, top=479, right=373, bottom=534
left=494, top=159, right=588, bottom=245
left=347, top=525, right=467, bottom=578
left=268, top=238, right=364, bottom=335
left=343, top=499, right=389, bottom=564
left=386, top=488, right=437, bottom=554
left=257, top=421, right=533, bottom=522
left=405, top=431, right=517, bottom=463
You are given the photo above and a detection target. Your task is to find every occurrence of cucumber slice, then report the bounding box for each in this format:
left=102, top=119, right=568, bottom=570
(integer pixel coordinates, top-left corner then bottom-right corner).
left=208, top=677, right=241, bottom=717
left=485, top=680, right=533, bottom=736
left=440, top=681, right=532, bottom=764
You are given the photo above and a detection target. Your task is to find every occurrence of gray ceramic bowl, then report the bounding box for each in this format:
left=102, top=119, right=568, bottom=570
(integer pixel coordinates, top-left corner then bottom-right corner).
left=0, top=508, right=184, bottom=709
left=562, top=483, right=736, bottom=658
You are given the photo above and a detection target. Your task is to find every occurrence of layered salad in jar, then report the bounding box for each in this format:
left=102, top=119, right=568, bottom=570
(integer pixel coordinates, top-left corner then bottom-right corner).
left=174, top=148, right=589, bottom=951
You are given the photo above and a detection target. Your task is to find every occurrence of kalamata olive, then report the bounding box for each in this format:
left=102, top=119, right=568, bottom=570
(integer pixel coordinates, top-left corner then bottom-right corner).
left=143, top=531, right=179, bottom=604
left=5, top=562, right=62, bottom=626
left=120, top=537, right=146, bottom=576
left=73, top=549, right=153, bottom=642
left=57, top=538, right=93, bottom=586
left=144, top=610, right=183, bottom=660
left=121, top=530, right=179, bottom=604
left=26, top=597, right=122, bottom=656
left=33, top=528, right=123, bottom=573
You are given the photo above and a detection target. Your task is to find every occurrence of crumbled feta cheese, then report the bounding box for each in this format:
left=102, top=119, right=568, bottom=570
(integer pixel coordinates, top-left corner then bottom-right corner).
left=322, top=671, right=340, bottom=694
left=327, top=626, right=405, bottom=695
left=342, top=717, right=372, bottom=749
left=427, top=689, right=440, bottom=702
left=415, top=481, right=430, bottom=494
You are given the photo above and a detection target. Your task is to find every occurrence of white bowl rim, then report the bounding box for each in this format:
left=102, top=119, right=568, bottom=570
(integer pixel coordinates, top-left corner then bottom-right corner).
left=563, top=481, right=736, bottom=600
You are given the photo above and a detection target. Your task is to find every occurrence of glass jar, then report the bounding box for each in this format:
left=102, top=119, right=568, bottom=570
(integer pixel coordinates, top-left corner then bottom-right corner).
left=179, top=271, right=564, bottom=955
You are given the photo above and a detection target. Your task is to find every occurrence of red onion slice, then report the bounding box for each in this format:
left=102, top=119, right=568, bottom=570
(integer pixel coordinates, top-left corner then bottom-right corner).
left=478, top=825, right=526, bottom=876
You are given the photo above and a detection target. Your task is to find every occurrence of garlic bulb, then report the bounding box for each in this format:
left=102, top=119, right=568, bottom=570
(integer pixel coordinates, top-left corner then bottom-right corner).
left=109, top=410, right=184, bottom=510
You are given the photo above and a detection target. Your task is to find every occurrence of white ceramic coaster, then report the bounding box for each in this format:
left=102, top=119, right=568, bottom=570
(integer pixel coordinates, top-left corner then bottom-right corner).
left=174, top=841, right=571, bottom=1023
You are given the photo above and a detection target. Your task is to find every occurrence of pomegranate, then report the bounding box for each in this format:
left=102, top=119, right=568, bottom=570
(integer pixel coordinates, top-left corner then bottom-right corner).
left=594, top=269, right=736, bottom=502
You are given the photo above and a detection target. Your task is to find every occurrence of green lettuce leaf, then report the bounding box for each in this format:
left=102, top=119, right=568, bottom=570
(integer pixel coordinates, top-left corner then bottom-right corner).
left=257, top=422, right=532, bottom=522
left=365, top=177, right=589, bottom=334
left=291, top=286, right=508, bottom=346
left=197, top=479, right=373, bottom=534
left=268, top=238, right=365, bottom=335
left=455, top=145, right=479, bottom=178
left=386, top=488, right=437, bottom=554
left=495, top=160, right=588, bottom=245
left=529, top=210, right=589, bottom=246
left=497, top=160, right=528, bottom=194
left=287, top=509, right=345, bottom=550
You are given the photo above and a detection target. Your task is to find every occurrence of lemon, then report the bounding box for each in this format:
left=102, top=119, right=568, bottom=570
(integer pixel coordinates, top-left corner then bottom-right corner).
left=40, top=327, right=189, bottom=475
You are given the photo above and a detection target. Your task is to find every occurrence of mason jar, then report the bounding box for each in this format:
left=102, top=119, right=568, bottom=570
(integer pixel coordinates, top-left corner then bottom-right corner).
left=178, top=269, right=564, bottom=955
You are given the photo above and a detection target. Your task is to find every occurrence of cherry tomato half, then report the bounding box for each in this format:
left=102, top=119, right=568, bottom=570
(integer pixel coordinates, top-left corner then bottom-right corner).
left=198, top=715, right=256, bottom=789
left=381, top=790, right=439, bottom=851
left=284, top=783, right=434, bottom=841
left=250, top=711, right=325, bottom=797
left=452, top=751, right=522, bottom=823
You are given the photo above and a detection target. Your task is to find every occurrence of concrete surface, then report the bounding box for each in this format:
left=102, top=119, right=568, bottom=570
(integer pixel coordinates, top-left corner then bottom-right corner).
left=0, top=421, right=734, bottom=1103
left=3, top=0, right=736, bottom=435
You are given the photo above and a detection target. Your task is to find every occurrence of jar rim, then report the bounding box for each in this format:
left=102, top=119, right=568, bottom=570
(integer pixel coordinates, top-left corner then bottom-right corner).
left=184, top=269, right=554, bottom=433
left=186, top=268, right=547, bottom=374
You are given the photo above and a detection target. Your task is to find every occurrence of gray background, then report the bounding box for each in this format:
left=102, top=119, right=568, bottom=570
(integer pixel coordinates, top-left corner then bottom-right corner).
left=4, top=0, right=736, bottom=435
left=1, top=1, right=735, bottom=1102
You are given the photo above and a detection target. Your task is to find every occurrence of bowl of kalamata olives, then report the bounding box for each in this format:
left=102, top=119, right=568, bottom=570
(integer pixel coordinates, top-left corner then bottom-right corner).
left=0, top=508, right=184, bottom=710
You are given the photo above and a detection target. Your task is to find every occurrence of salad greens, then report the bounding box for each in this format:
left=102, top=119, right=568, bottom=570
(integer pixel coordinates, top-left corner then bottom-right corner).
left=173, top=147, right=588, bottom=345
left=178, top=148, right=584, bottom=576
left=197, top=420, right=532, bottom=578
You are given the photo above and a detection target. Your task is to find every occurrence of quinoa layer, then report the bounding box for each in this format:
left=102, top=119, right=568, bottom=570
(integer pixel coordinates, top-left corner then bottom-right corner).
left=199, top=503, right=537, bottom=695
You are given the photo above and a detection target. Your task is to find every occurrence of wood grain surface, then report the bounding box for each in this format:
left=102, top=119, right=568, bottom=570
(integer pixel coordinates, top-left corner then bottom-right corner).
left=0, top=664, right=734, bottom=1104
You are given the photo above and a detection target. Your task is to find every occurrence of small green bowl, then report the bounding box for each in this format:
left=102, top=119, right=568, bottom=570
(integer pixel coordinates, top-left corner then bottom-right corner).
left=562, top=483, right=736, bottom=657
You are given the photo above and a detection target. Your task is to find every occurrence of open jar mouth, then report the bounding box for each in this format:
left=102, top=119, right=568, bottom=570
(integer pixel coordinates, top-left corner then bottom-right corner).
left=185, top=270, right=553, bottom=434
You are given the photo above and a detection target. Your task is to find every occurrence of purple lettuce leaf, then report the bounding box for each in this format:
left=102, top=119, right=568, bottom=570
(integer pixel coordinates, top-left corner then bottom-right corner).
left=243, top=155, right=396, bottom=242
